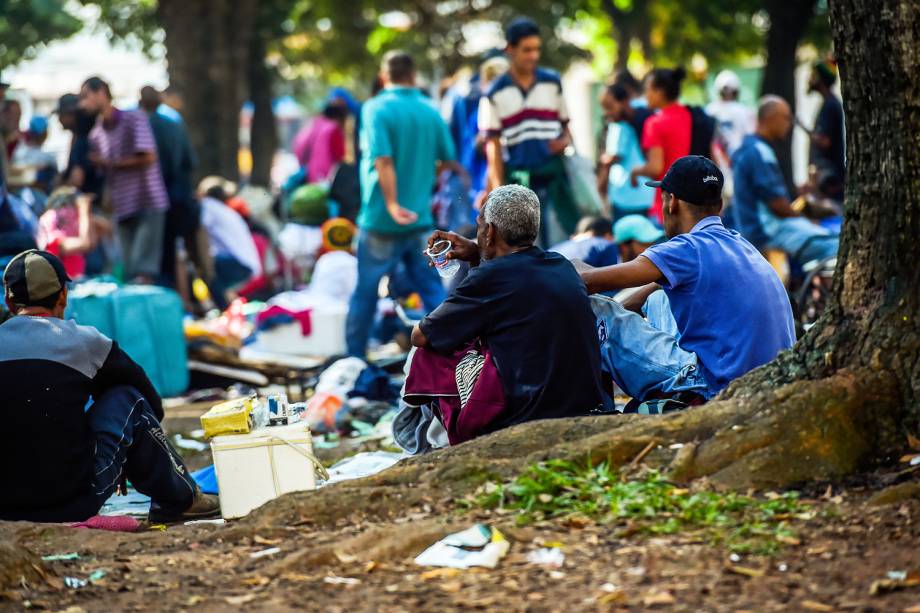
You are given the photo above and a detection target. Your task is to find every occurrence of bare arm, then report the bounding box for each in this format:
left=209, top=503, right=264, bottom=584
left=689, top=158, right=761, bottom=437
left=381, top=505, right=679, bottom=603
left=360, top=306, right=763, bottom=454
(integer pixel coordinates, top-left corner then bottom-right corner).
left=766, top=196, right=801, bottom=218
left=92, top=151, right=156, bottom=171
left=485, top=135, right=505, bottom=192
left=620, top=282, right=661, bottom=313
left=410, top=325, right=429, bottom=348
left=630, top=146, right=664, bottom=186
left=580, top=255, right=664, bottom=295
left=375, top=156, right=417, bottom=225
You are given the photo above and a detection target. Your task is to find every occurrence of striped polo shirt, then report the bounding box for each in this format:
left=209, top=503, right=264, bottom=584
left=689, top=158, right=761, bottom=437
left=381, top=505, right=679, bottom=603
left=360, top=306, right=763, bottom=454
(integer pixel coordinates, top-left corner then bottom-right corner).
left=478, top=68, right=569, bottom=171
left=89, top=108, right=169, bottom=220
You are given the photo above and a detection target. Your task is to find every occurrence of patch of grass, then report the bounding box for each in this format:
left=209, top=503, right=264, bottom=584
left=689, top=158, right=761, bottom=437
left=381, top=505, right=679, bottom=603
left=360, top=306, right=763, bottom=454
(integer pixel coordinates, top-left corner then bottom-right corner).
left=467, top=458, right=810, bottom=554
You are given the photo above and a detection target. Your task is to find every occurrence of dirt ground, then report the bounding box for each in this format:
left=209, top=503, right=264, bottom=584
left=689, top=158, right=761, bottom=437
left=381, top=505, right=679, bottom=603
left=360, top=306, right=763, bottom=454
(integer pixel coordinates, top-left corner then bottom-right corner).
left=2, top=410, right=919, bottom=612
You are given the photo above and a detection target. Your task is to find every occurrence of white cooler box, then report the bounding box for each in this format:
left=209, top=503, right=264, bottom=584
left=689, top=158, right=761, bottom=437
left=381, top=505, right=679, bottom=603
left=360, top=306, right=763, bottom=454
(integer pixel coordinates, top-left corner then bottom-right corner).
left=210, top=422, right=329, bottom=519
left=256, top=303, right=347, bottom=357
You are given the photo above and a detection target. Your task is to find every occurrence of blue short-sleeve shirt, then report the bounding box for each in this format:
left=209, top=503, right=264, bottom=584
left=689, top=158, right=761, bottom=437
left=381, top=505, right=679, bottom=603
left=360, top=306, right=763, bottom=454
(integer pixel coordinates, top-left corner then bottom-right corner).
left=731, top=134, right=789, bottom=248
left=642, top=216, right=795, bottom=396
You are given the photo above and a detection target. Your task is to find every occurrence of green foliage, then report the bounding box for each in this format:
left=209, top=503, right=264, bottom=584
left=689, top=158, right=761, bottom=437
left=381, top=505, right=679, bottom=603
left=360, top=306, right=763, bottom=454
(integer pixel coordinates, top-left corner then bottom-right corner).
left=79, top=0, right=160, bottom=52
left=470, top=459, right=811, bottom=554
left=0, top=0, right=82, bottom=66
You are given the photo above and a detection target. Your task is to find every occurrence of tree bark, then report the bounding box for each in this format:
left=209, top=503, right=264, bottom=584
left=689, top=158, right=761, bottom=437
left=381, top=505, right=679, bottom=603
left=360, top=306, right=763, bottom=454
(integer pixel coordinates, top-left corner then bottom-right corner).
left=248, top=33, right=277, bottom=189
left=157, top=0, right=258, bottom=182
left=760, top=0, right=819, bottom=194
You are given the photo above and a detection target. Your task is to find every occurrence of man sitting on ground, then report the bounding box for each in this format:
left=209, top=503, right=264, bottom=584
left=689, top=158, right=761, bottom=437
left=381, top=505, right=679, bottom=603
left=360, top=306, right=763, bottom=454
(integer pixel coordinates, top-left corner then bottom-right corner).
left=407, top=185, right=605, bottom=443
left=0, top=250, right=218, bottom=523
left=580, top=156, right=795, bottom=404
left=612, top=214, right=664, bottom=263
left=732, top=96, right=839, bottom=266
left=550, top=215, right=619, bottom=267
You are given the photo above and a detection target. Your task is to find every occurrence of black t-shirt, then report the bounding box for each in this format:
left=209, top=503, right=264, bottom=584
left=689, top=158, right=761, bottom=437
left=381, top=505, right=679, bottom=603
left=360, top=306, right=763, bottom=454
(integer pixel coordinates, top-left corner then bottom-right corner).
left=811, top=94, right=846, bottom=181
left=420, top=247, right=604, bottom=431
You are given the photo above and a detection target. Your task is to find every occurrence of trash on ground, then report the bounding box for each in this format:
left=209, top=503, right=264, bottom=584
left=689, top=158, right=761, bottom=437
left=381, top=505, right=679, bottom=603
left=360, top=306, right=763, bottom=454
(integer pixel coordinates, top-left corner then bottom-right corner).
left=249, top=547, right=282, bottom=559
left=414, top=524, right=510, bottom=569
left=42, top=553, right=80, bottom=562
left=184, top=518, right=226, bottom=526
left=870, top=569, right=920, bottom=595
left=64, top=577, right=87, bottom=589
left=173, top=434, right=209, bottom=452
left=323, top=575, right=361, bottom=586
left=323, top=451, right=403, bottom=485
left=526, top=547, right=565, bottom=568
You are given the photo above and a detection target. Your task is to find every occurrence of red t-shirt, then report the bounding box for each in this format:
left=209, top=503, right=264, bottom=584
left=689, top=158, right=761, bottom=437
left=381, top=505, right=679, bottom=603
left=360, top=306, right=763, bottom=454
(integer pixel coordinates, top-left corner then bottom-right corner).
left=642, top=103, right=692, bottom=222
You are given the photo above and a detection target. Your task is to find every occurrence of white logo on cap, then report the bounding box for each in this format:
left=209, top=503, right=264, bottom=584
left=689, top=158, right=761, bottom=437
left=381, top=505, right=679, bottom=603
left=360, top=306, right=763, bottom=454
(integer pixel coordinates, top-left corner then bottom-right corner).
left=703, top=175, right=719, bottom=183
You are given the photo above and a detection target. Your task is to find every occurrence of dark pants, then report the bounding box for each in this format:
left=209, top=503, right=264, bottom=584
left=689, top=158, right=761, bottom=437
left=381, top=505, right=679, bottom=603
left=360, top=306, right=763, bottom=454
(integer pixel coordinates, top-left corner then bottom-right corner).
left=161, top=198, right=201, bottom=285
left=19, top=386, right=196, bottom=522
left=211, top=254, right=253, bottom=310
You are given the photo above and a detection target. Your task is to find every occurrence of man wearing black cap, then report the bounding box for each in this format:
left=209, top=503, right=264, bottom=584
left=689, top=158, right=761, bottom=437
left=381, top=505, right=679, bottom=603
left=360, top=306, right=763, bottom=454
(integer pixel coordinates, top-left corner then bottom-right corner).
left=0, top=250, right=219, bottom=523
left=579, top=156, right=795, bottom=404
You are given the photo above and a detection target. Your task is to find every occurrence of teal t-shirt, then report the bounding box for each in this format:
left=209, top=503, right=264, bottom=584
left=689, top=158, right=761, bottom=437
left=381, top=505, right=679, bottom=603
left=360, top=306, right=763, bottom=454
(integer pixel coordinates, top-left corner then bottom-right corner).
left=606, top=121, right=654, bottom=212
left=358, top=87, right=456, bottom=234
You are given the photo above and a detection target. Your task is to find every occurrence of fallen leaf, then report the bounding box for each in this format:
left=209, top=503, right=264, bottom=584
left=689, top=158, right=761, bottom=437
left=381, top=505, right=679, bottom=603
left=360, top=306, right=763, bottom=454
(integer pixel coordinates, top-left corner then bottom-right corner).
left=776, top=535, right=802, bottom=546
left=185, top=595, right=204, bottom=606
left=253, top=535, right=281, bottom=546
left=225, top=594, right=256, bottom=605
left=333, top=550, right=357, bottom=564
left=800, top=600, right=833, bottom=611
left=643, top=591, right=676, bottom=607
left=538, top=493, right=553, bottom=503
left=420, top=568, right=460, bottom=581
left=907, top=432, right=920, bottom=451
left=240, top=576, right=269, bottom=587
left=726, top=565, right=765, bottom=578
left=280, top=573, right=312, bottom=582
left=364, top=561, right=378, bottom=573
left=597, top=589, right=628, bottom=605
left=440, top=581, right=462, bottom=593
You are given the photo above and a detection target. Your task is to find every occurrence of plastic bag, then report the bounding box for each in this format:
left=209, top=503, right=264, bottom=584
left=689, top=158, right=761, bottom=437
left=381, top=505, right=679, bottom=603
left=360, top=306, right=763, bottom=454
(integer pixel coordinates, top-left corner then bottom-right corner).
left=563, top=153, right=605, bottom=217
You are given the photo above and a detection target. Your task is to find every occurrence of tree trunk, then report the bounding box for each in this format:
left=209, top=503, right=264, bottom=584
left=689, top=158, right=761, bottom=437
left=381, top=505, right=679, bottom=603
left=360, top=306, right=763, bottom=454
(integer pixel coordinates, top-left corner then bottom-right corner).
left=244, top=0, right=920, bottom=530
left=760, top=0, right=819, bottom=194
left=248, top=33, right=277, bottom=189
left=157, top=0, right=258, bottom=182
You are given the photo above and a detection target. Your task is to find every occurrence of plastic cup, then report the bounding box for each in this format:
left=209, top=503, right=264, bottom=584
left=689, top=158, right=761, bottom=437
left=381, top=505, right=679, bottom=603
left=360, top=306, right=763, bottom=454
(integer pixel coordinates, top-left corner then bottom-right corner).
left=426, top=239, right=460, bottom=278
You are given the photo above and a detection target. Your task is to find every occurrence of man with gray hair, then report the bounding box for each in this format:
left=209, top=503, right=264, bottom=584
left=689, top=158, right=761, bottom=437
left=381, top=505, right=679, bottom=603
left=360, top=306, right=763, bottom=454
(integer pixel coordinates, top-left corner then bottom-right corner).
left=405, top=185, right=605, bottom=442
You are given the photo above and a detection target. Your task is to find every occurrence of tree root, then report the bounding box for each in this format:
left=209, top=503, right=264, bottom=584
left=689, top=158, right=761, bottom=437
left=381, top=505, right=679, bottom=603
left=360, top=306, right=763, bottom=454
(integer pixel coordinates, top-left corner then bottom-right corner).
left=249, top=368, right=900, bottom=530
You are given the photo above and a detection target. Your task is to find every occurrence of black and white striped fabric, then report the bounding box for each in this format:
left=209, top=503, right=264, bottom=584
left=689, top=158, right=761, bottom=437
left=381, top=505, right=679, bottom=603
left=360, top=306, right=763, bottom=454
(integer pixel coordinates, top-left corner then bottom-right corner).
left=455, top=349, right=486, bottom=409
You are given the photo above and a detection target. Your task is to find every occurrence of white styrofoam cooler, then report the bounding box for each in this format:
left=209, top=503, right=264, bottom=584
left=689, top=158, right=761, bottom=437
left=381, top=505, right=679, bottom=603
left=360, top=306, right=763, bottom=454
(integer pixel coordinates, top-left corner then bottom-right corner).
left=255, top=303, right=347, bottom=357
left=210, top=422, right=327, bottom=519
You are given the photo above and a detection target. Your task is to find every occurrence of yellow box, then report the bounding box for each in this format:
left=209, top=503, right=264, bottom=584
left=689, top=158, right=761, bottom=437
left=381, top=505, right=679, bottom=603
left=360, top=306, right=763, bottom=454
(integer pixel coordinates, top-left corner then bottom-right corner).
left=200, top=397, right=255, bottom=439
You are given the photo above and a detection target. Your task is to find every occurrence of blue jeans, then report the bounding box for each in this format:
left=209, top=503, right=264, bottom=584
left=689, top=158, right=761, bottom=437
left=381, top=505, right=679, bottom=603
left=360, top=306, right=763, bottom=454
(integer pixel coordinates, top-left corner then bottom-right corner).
left=591, top=293, right=709, bottom=402
left=346, top=230, right=446, bottom=356
left=14, top=386, right=196, bottom=522
left=759, top=208, right=839, bottom=264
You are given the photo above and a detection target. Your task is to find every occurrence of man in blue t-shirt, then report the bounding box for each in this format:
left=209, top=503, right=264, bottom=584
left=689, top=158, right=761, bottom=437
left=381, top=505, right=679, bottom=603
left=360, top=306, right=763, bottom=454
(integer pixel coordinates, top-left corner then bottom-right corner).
left=732, top=96, right=838, bottom=266
left=347, top=51, right=466, bottom=357
left=579, top=155, right=795, bottom=402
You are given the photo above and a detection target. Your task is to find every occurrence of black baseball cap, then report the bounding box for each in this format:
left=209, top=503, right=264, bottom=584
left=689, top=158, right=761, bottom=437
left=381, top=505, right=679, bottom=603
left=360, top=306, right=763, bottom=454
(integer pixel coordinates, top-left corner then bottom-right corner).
left=646, top=155, right=724, bottom=207
left=3, top=250, right=71, bottom=306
